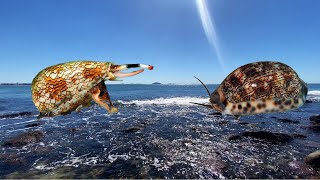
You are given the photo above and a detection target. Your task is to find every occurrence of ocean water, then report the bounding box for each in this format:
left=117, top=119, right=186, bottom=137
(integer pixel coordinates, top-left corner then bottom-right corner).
left=0, top=84, right=319, bottom=178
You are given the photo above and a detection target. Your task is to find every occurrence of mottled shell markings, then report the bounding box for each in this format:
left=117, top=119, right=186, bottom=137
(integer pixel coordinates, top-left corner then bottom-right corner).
left=196, top=61, right=308, bottom=116
left=32, top=61, right=110, bottom=116
left=32, top=61, right=153, bottom=117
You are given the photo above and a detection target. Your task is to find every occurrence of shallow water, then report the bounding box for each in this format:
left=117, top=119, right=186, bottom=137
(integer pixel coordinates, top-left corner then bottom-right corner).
left=0, top=84, right=319, bottom=178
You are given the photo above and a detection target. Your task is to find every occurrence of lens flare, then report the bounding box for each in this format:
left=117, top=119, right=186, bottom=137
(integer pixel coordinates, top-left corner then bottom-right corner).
left=195, top=0, right=225, bottom=71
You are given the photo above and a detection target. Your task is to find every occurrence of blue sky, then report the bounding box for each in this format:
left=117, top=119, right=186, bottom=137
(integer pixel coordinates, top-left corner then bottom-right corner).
left=0, top=0, right=319, bottom=84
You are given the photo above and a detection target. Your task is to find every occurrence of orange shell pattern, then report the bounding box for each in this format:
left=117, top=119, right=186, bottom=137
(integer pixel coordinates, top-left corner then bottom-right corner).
left=31, top=61, right=111, bottom=116
left=219, top=61, right=307, bottom=103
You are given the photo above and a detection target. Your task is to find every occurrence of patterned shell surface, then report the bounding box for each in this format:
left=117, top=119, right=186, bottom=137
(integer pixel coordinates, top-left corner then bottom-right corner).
left=219, top=61, right=307, bottom=104
left=31, top=61, right=112, bottom=115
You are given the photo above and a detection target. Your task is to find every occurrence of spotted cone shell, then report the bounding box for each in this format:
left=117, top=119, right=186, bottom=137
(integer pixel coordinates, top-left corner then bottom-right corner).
left=212, top=61, right=308, bottom=115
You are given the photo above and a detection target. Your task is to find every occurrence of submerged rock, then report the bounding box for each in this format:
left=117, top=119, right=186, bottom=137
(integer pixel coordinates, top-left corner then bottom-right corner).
left=228, top=131, right=294, bottom=144
left=305, top=125, right=320, bottom=132
left=3, top=131, right=45, bottom=147
left=238, top=122, right=249, bottom=125
left=124, top=127, right=142, bottom=133
left=276, top=118, right=300, bottom=124
left=310, top=114, right=320, bottom=124
left=218, top=120, right=229, bottom=125
left=305, top=100, right=313, bottom=103
left=0, top=112, right=33, bottom=119
left=5, top=157, right=25, bottom=165
left=25, top=122, right=43, bottom=128
left=291, top=134, right=307, bottom=139
left=208, top=112, right=222, bottom=116
left=123, top=122, right=148, bottom=133
left=305, top=150, right=320, bottom=169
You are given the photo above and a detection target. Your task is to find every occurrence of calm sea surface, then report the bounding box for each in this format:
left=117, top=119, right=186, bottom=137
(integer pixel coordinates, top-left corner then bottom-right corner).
left=0, top=84, right=320, bottom=178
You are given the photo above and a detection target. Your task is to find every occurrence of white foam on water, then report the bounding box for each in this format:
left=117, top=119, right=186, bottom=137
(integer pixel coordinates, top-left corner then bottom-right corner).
left=117, top=97, right=209, bottom=106
left=308, top=90, right=320, bottom=96
left=307, top=90, right=320, bottom=102
left=108, top=154, right=130, bottom=163
left=117, top=91, right=320, bottom=106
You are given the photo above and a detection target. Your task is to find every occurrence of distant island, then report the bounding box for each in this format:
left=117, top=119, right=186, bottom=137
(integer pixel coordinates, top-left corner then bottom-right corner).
left=152, top=82, right=162, bottom=85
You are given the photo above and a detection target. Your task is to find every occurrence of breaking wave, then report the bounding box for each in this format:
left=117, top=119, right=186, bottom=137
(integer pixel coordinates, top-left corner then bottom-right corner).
left=117, top=97, right=208, bottom=106
left=117, top=91, right=320, bottom=107
left=307, top=90, right=320, bottom=102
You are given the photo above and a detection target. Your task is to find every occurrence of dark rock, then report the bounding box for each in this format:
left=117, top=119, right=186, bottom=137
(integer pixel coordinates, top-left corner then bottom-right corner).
left=276, top=118, right=300, bottom=124
left=305, top=150, right=320, bottom=169
left=6, top=157, right=25, bottom=165
left=208, top=112, right=222, bottom=116
left=305, top=100, right=313, bottom=103
left=228, top=135, right=242, bottom=141
left=123, top=127, right=142, bottom=133
left=310, top=114, right=320, bottom=124
left=25, top=122, right=43, bottom=128
left=69, top=128, right=79, bottom=132
left=305, top=125, right=320, bottom=132
left=0, top=112, right=33, bottom=119
left=3, top=131, right=45, bottom=147
left=139, top=122, right=148, bottom=127
left=229, top=131, right=294, bottom=144
left=291, top=134, right=307, bottom=139
left=242, top=131, right=294, bottom=143
left=271, top=116, right=277, bottom=119
left=238, top=122, right=249, bottom=125
left=218, top=120, right=229, bottom=125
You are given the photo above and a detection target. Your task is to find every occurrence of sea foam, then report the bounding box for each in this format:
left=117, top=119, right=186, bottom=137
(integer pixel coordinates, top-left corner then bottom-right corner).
left=117, top=97, right=208, bottom=106
left=118, top=91, right=320, bottom=106
left=308, top=90, right=320, bottom=96
left=307, top=90, right=320, bottom=102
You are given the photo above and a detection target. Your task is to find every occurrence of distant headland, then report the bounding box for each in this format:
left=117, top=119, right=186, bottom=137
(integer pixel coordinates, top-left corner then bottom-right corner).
left=152, top=82, right=162, bottom=85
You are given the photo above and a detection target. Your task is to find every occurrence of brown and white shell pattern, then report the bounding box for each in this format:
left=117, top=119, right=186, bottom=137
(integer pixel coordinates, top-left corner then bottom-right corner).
left=31, top=61, right=111, bottom=116
left=216, top=61, right=308, bottom=115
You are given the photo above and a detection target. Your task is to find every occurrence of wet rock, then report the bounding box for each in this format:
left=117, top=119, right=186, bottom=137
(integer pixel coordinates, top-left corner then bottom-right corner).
left=305, top=100, right=313, bottom=103
left=3, top=131, right=45, bottom=147
left=5, top=157, right=25, bottom=165
left=238, top=122, right=249, bottom=125
left=140, top=122, right=147, bottom=127
left=69, top=128, right=79, bottom=132
left=218, top=120, right=229, bottom=125
left=0, top=111, right=33, bottom=119
left=25, top=122, right=43, bottom=128
left=124, top=127, right=142, bottom=133
left=0, top=153, right=19, bottom=160
left=228, top=135, right=242, bottom=141
left=310, top=114, right=320, bottom=124
left=208, top=112, right=222, bottom=116
left=276, top=118, right=300, bottom=124
left=228, top=131, right=294, bottom=144
left=305, top=125, right=320, bottom=132
left=305, top=150, right=320, bottom=169
left=291, top=134, right=307, bottom=139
